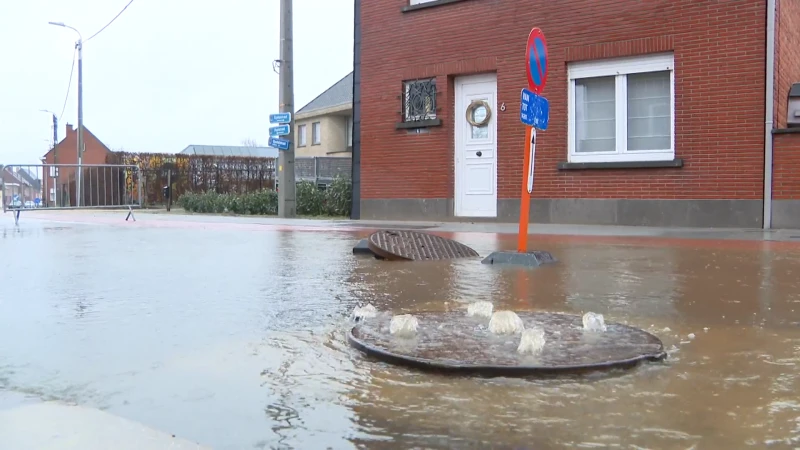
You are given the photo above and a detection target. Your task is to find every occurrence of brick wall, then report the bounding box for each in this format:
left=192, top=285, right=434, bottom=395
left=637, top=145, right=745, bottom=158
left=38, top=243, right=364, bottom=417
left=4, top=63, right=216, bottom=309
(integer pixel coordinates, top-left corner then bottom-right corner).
left=360, top=0, right=768, bottom=201
left=773, top=133, right=800, bottom=200
left=41, top=125, right=113, bottom=205
left=773, top=0, right=800, bottom=203
left=775, top=0, right=800, bottom=129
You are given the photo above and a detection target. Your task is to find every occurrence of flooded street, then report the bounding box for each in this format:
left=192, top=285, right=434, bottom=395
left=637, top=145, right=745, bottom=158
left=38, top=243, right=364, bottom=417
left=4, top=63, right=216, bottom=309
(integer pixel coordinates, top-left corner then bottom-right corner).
left=2, top=215, right=800, bottom=449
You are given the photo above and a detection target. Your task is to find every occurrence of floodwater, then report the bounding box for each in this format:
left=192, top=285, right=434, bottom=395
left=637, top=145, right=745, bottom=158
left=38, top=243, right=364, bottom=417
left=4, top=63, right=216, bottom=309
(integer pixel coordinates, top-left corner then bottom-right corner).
left=1, top=216, right=800, bottom=449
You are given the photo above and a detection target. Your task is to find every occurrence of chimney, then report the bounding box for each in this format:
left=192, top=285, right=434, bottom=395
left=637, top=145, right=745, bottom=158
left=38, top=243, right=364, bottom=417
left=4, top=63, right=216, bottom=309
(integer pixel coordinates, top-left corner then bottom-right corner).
left=65, top=123, right=74, bottom=137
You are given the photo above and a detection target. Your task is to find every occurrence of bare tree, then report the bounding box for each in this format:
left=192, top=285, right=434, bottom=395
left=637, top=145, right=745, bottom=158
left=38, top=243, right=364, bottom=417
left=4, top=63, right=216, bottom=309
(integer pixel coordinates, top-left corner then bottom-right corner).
left=241, top=138, right=260, bottom=147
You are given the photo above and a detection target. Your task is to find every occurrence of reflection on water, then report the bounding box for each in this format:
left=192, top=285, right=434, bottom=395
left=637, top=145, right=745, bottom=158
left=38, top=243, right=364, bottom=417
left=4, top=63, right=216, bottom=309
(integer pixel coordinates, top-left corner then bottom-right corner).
left=1, top=220, right=800, bottom=448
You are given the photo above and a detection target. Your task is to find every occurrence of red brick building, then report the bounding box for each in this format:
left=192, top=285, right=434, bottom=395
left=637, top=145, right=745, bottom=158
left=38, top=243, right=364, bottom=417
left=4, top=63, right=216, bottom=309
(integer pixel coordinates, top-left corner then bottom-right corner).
left=351, top=0, right=800, bottom=228
left=41, top=124, right=116, bottom=207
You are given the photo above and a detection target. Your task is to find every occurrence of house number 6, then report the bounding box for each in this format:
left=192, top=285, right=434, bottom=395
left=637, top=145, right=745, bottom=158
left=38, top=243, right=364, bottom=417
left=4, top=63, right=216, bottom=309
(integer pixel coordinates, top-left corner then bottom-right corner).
left=500, top=102, right=506, bottom=111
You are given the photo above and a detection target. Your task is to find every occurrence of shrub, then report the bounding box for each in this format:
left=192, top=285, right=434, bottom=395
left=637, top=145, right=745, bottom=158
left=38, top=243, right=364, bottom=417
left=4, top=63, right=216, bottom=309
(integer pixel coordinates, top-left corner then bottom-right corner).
left=296, top=181, right=325, bottom=216
left=176, top=177, right=352, bottom=217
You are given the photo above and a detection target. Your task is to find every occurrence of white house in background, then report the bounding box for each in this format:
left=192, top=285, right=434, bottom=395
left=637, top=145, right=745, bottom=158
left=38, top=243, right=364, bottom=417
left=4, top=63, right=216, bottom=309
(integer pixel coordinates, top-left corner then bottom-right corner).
left=295, top=72, right=353, bottom=158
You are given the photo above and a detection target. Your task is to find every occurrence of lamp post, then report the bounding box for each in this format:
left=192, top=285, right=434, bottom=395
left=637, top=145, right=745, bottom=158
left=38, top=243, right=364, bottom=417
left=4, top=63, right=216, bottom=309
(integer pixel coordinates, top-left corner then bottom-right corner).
left=48, top=21, right=83, bottom=207
left=39, top=110, right=58, bottom=207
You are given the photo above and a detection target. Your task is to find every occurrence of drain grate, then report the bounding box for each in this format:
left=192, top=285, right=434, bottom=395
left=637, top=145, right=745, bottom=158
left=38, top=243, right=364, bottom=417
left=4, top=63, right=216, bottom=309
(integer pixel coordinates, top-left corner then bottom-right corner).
left=367, top=230, right=479, bottom=261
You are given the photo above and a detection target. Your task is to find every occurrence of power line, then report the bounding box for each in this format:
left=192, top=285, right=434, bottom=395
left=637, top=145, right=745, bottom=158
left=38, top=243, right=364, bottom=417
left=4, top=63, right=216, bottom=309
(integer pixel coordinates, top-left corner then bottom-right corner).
left=86, top=0, right=135, bottom=42
left=58, top=47, right=77, bottom=121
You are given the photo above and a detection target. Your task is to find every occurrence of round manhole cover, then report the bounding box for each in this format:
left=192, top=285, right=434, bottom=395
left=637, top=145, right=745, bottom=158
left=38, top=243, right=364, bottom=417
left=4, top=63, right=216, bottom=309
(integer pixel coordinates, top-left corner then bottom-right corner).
left=367, top=230, right=479, bottom=261
left=349, top=311, right=666, bottom=376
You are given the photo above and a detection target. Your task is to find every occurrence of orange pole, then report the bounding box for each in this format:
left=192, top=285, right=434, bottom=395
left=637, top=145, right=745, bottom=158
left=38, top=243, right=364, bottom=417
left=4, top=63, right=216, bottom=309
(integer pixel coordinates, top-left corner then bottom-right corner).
left=517, top=126, right=533, bottom=253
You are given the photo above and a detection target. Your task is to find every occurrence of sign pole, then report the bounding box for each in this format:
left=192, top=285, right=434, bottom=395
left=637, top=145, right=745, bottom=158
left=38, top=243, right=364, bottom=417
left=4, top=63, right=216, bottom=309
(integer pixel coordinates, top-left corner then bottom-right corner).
left=480, top=26, right=554, bottom=267
left=277, top=0, right=296, bottom=218
left=517, top=126, right=533, bottom=253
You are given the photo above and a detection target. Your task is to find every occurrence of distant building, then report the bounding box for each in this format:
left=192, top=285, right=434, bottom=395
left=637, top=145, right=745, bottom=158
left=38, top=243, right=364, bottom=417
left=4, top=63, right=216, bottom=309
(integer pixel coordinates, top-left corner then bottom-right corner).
left=1, top=169, right=32, bottom=207
left=295, top=72, right=353, bottom=158
left=178, top=145, right=279, bottom=159
left=41, top=124, right=115, bottom=207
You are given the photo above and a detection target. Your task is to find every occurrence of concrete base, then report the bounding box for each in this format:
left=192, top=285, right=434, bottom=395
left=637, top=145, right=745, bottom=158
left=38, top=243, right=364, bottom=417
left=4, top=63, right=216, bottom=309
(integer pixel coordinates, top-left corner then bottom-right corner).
left=352, top=238, right=374, bottom=255
left=361, top=198, right=764, bottom=228
left=773, top=200, right=800, bottom=229
left=481, top=250, right=557, bottom=267
left=0, top=401, right=208, bottom=450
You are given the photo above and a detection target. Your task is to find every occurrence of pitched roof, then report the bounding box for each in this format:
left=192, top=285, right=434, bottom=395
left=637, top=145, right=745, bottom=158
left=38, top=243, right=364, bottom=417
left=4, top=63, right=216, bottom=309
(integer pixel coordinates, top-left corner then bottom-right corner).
left=42, top=125, right=113, bottom=159
left=178, top=145, right=279, bottom=159
left=1, top=169, right=26, bottom=186
left=297, top=72, right=353, bottom=115
left=15, top=168, right=41, bottom=190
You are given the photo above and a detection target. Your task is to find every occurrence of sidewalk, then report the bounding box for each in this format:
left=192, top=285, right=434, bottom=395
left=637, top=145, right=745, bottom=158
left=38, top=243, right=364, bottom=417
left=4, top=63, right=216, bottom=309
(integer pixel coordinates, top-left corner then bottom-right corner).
left=0, top=391, right=208, bottom=450
left=12, top=208, right=800, bottom=243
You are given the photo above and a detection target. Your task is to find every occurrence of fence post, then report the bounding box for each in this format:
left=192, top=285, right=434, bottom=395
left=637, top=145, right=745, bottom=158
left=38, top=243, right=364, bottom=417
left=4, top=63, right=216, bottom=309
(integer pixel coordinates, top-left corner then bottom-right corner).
left=314, top=157, right=319, bottom=187
left=0, top=164, right=5, bottom=212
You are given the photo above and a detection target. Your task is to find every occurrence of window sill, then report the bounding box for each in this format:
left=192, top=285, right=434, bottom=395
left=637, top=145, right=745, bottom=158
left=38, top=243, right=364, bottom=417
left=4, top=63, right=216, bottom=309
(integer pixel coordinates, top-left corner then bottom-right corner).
left=396, top=119, right=442, bottom=129
left=402, top=0, right=470, bottom=12
left=773, top=127, right=800, bottom=134
left=311, top=143, right=321, bottom=146
left=558, top=159, right=684, bottom=170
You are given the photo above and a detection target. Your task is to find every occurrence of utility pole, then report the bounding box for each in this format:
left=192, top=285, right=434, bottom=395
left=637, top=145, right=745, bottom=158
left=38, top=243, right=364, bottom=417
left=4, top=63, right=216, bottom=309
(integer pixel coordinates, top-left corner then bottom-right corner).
left=51, top=114, right=58, bottom=146
left=49, top=21, right=84, bottom=207
left=277, top=0, right=296, bottom=218
left=76, top=38, right=84, bottom=207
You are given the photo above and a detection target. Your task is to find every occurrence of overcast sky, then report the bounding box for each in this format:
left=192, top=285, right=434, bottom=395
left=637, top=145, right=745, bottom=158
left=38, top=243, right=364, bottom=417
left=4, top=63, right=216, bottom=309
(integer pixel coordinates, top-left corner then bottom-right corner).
left=0, top=0, right=354, bottom=165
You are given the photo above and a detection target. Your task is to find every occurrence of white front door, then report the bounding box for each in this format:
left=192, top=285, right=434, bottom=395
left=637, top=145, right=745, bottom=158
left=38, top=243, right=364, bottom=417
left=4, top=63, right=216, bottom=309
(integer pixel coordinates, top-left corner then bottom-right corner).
left=455, top=73, right=498, bottom=217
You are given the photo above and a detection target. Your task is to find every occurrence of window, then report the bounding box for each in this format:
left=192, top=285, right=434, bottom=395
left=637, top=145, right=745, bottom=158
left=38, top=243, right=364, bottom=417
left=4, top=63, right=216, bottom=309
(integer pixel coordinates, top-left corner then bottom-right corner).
left=403, top=78, right=437, bottom=122
left=312, top=122, right=321, bottom=145
left=568, top=53, right=674, bottom=163
left=297, top=124, right=307, bottom=147
left=409, top=0, right=437, bottom=3
left=346, top=116, right=353, bottom=147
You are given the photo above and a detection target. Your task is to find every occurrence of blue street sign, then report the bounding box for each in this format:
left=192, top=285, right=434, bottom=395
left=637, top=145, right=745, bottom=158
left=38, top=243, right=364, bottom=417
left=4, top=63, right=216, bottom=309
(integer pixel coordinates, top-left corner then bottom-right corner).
left=268, top=137, right=291, bottom=151
left=34, top=197, right=41, bottom=206
left=520, top=88, right=550, bottom=130
left=269, top=125, right=290, bottom=137
left=269, top=113, right=292, bottom=124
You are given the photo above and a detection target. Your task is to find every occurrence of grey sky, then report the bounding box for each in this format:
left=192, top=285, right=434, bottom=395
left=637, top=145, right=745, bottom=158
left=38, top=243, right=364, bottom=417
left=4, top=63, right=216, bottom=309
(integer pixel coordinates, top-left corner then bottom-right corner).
left=0, top=0, right=354, bottom=165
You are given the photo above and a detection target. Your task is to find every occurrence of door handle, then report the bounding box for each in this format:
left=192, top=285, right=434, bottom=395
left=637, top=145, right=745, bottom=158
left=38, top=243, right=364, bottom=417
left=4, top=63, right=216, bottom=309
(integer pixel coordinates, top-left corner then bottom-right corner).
left=476, top=151, right=482, bottom=157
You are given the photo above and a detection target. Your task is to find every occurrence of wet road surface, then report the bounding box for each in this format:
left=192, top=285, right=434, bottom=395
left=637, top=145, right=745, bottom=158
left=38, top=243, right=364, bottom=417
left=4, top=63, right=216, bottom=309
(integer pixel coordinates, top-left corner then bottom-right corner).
left=1, top=213, right=800, bottom=449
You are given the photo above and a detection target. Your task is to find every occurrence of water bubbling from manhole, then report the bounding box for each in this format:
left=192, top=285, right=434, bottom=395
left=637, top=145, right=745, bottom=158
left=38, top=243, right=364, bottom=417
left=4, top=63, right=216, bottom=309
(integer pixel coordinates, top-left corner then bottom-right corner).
left=348, top=311, right=667, bottom=376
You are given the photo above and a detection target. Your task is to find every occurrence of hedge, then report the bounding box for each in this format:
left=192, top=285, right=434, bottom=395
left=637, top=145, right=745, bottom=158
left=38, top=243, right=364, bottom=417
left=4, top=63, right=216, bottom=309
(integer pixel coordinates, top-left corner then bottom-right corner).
left=176, top=177, right=352, bottom=217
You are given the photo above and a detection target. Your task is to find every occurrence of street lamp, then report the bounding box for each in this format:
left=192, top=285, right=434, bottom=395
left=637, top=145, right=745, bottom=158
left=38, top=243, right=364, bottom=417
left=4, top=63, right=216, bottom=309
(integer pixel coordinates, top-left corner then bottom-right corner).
left=40, top=110, right=58, bottom=207
left=39, top=109, right=58, bottom=148
left=48, top=21, right=84, bottom=207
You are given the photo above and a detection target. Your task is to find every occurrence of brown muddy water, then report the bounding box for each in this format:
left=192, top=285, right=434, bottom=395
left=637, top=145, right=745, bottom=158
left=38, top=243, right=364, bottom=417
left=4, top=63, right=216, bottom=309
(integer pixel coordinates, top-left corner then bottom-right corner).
left=1, top=219, right=800, bottom=449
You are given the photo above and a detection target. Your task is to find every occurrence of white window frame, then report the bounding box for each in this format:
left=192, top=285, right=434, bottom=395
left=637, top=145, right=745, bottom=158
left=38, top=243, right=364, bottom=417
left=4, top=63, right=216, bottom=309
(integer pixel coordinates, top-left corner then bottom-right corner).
left=297, top=124, right=307, bottom=147
left=312, top=122, right=321, bottom=145
left=568, top=52, right=675, bottom=163
left=346, top=116, right=353, bottom=147
left=409, top=0, right=437, bottom=4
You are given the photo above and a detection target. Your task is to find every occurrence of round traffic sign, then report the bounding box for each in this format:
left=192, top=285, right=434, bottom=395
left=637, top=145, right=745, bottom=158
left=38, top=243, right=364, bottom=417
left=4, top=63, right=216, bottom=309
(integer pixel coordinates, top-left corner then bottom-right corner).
left=525, top=28, right=548, bottom=94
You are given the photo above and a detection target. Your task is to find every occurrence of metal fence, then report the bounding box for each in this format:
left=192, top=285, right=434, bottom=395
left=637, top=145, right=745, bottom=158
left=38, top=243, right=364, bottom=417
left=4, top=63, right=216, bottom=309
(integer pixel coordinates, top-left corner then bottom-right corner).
left=1, top=163, right=142, bottom=224
left=295, top=157, right=352, bottom=185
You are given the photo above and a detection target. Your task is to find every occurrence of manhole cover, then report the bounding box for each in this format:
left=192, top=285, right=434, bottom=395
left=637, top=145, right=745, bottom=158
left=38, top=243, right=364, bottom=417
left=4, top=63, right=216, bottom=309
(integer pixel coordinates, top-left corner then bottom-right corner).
left=349, top=311, right=666, bottom=377
left=367, top=230, right=479, bottom=261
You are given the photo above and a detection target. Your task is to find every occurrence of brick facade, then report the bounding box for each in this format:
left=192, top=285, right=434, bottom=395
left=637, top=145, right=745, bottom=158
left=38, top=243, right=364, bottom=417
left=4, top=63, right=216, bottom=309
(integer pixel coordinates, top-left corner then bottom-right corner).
left=41, top=124, right=114, bottom=207
left=772, top=0, right=800, bottom=227
left=355, top=0, right=800, bottom=227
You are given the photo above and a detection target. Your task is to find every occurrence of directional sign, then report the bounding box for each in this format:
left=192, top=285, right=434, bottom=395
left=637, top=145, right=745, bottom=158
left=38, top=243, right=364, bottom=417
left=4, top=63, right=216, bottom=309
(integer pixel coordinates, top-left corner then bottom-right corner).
left=269, top=113, right=292, bottom=124
left=520, top=88, right=550, bottom=130
left=525, top=28, right=548, bottom=95
left=269, top=125, right=290, bottom=137
left=268, top=137, right=291, bottom=151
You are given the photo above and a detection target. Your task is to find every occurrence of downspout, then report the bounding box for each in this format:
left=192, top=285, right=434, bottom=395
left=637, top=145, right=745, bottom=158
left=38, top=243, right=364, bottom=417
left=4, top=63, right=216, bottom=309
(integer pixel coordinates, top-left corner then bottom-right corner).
left=763, top=0, right=776, bottom=229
